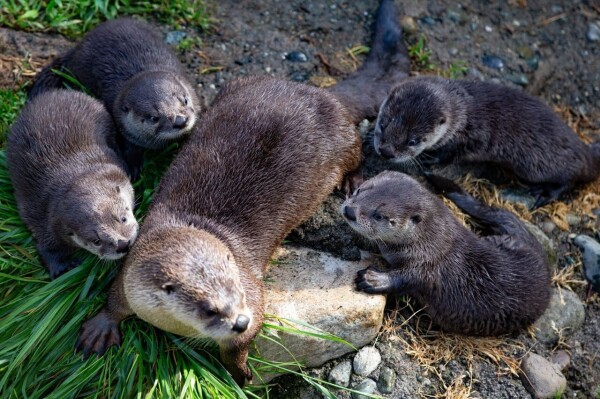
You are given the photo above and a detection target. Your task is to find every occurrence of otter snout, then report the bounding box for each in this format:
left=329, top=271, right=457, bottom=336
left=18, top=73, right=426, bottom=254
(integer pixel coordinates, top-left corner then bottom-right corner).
left=232, top=315, right=250, bottom=333
left=343, top=205, right=357, bottom=221
left=378, top=145, right=396, bottom=159
left=173, top=115, right=188, bottom=129
left=116, top=239, right=130, bottom=254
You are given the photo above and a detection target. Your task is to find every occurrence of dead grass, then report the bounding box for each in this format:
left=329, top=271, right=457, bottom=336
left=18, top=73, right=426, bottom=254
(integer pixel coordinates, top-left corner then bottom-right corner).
left=552, top=255, right=587, bottom=291
left=381, top=300, right=525, bottom=398
left=0, top=54, right=44, bottom=88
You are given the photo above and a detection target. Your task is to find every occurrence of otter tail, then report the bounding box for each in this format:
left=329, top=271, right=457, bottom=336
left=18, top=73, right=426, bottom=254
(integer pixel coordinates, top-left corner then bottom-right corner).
left=424, top=173, right=530, bottom=238
left=328, top=0, right=410, bottom=124
left=27, top=56, right=68, bottom=100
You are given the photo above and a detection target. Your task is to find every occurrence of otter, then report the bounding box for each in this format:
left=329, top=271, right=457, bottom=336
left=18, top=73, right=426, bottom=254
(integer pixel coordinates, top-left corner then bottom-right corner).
left=7, top=90, right=139, bottom=279
left=75, top=0, right=411, bottom=385
left=341, top=171, right=551, bottom=336
left=374, top=76, right=600, bottom=208
left=28, top=18, right=199, bottom=179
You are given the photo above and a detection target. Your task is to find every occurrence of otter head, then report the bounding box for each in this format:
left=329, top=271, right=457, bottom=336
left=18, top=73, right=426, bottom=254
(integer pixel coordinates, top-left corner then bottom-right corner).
left=374, top=78, right=467, bottom=163
left=65, top=170, right=138, bottom=259
left=123, top=226, right=253, bottom=342
left=114, top=71, right=199, bottom=149
left=341, top=171, right=436, bottom=245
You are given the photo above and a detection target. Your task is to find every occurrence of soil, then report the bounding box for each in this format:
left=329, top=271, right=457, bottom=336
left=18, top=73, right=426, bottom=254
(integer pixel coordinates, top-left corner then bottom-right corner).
left=1, top=0, right=599, bottom=398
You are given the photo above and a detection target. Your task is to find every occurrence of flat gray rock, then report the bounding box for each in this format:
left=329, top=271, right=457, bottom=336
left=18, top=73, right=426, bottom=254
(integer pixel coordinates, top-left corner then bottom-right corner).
left=251, top=247, right=386, bottom=383
left=353, top=346, right=382, bottom=377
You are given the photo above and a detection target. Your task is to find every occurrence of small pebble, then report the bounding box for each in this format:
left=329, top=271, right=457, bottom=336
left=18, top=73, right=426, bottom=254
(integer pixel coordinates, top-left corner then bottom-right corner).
left=527, top=56, right=539, bottom=71
left=290, top=72, right=309, bottom=82
left=165, top=30, right=186, bottom=45
left=573, top=235, right=600, bottom=293
left=516, top=46, right=534, bottom=59
left=286, top=51, right=308, bottom=62
left=351, top=379, right=377, bottom=399
left=421, top=16, right=436, bottom=26
left=520, top=353, right=566, bottom=399
left=449, top=47, right=459, bottom=56
left=550, top=350, right=571, bottom=371
left=566, top=213, right=581, bottom=226
left=377, top=367, right=396, bottom=394
left=587, top=22, right=600, bottom=42
left=400, top=16, right=418, bottom=33
left=482, top=54, right=505, bottom=70
left=484, top=25, right=493, bottom=32
left=541, top=221, right=556, bottom=235
left=328, top=360, right=352, bottom=387
left=508, top=74, right=528, bottom=86
left=353, top=346, right=382, bottom=377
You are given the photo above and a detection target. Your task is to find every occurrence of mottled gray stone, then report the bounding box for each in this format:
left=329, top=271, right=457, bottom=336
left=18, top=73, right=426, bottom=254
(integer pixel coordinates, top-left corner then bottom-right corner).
left=523, top=221, right=558, bottom=272
left=351, top=379, right=377, bottom=399
left=377, top=366, right=396, bottom=393
left=520, top=353, right=566, bottom=398
left=534, top=288, right=585, bottom=345
left=353, top=346, right=382, bottom=377
left=328, top=360, right=352, bottom=387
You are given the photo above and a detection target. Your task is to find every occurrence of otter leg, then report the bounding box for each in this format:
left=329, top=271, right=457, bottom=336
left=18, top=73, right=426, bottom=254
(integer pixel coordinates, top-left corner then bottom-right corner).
left=220, top=344, right=253, bottom=386
left=531, top=182, right=573, bottom=209
left=36, top=243, right=80, bottom=279
left=342, top=168, right=365, bottom=197
left=356, top=265, right=416, bottom=295
left=76, top=272, right=132, bottom=357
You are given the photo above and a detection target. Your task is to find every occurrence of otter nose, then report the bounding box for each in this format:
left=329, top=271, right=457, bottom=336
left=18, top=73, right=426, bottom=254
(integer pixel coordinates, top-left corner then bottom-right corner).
left=116, top=240, right=130, bottom=254
left=379, top=145, right=395, bottom=159
left=343, top=205, right=357, bottom=221
left=232, top=315, right=250, bottom=333
left=173, top=115, right=188, bottom=129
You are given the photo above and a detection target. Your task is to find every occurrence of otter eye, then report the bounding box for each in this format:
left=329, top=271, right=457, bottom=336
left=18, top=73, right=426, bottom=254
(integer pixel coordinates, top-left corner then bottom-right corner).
left=93, top=239, right=101, bottom=246
left=407, top=139, right=418, bottom=146
left=373, top=213, right=383, bottom=221
left=184, top=97, right=189, bottom=105
left=121, top=105, right=129, bottom=112
left=150, top=116, right=159, bottom=123
left=205, top=308, right=218, bottom=317
left=439, top=117, right=446, bottom=125
left=161, top=283, right=175, bottom=294
left=411, top=215, right=422, bottom=224
left=121, top=217, right=127, bottom=223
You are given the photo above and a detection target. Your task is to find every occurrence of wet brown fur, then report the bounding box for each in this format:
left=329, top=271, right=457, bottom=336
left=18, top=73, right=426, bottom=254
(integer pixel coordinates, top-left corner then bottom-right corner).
left=7, top=90, right=137, bottom=279
left=342, top=171, right=551, bottom=336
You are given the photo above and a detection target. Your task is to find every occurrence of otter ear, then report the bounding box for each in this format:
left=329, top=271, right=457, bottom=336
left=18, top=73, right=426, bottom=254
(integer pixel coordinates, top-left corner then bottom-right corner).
left=389, top=219, right=397, bottom=226
left=115, top=186, right=121, bottom=194
left=411, top=215, right=422, bottom=224
left=121, top=105, right=129, bottom=113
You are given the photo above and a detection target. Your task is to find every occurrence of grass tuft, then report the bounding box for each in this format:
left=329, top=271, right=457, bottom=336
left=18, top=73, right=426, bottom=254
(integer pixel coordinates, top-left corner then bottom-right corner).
left=0, top=0, right=212, bottom=37
left=0, top=88, right=26, bottom=143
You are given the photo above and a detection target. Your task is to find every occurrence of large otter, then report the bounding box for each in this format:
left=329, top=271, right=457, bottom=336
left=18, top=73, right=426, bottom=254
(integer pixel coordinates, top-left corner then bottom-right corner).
left=7, top=90, right=139, bottom=279
left=75, top=0, right=410, bottom=385
left=341, top=171, right=551, bottom=335
left=374, top=76, right=600, bottom=207
left=28, top=18, right=199, bottom=179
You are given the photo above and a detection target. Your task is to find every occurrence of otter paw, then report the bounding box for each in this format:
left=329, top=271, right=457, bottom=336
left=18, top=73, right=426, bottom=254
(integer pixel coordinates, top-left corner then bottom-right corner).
left=355, top=266, right=392, bottom=294
left=47, top=258, right=81, bottom=280
left=75, top=312, right=121, bottom=358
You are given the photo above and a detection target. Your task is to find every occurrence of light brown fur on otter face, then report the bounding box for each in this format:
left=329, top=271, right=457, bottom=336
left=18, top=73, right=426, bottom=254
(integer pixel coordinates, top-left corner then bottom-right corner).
left=123, top=225, right=252, bottom=341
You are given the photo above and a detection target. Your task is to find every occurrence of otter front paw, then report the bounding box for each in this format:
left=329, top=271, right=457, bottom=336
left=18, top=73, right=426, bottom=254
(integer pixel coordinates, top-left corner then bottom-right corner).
left=356, top=266, right=392, bottom=294
left=75, top=311, right=122, bottom=357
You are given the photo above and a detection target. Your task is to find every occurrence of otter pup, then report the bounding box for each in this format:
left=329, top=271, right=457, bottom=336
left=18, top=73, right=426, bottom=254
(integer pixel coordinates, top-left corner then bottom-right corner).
left=76, top=0, right=410, bottom=385
left=341, top=171, right=551, bottom=336
left=28, top=18, right=199, bottom=179
left=374, top=76, right=600, bottom=207
left=7, top=90, right=139, bottom=279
